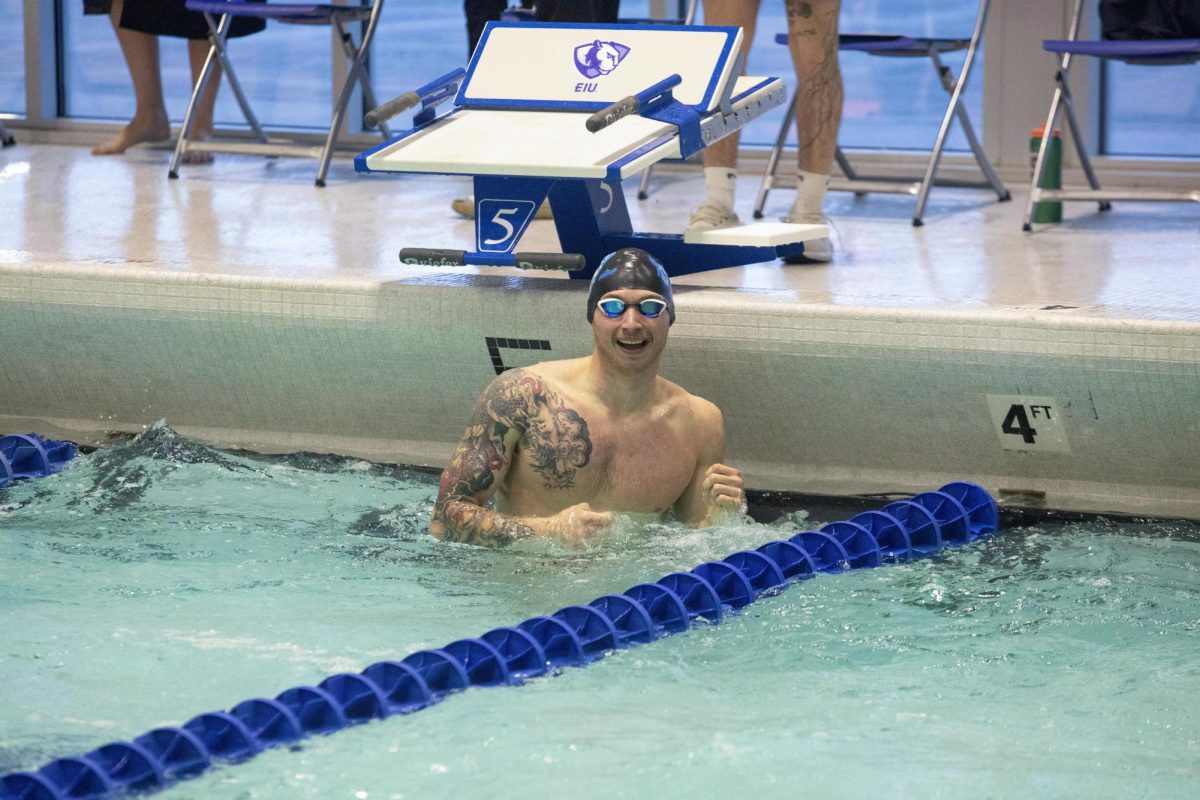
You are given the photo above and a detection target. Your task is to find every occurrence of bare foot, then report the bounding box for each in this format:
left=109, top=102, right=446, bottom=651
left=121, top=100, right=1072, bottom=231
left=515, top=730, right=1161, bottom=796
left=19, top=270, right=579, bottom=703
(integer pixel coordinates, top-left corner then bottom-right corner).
left=180, top=126, right=215, bottom=166
left=92, top=112, right=170, bottom=156
left=182, top=150, right=215, bottom=165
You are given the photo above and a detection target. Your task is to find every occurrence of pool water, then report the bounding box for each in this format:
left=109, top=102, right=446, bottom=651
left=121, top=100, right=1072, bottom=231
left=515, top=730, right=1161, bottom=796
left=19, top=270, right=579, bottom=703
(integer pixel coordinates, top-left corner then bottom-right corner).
left=2, top=425, right=1198, bottom=799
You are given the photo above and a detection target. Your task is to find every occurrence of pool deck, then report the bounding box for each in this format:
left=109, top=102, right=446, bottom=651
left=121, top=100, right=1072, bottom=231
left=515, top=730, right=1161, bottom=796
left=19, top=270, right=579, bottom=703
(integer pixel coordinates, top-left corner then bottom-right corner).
left=1, top=143, right=1198, bottom=518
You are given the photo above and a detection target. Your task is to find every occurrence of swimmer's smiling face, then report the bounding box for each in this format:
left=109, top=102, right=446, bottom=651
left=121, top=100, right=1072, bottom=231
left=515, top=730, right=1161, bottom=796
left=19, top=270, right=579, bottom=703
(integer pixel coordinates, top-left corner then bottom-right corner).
left=592, top=288, right=669, bottom=370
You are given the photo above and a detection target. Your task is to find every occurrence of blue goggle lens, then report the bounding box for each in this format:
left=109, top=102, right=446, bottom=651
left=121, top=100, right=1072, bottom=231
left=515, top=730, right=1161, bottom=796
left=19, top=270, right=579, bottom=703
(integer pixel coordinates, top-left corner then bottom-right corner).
left=597, top=298, right=668, bottom=319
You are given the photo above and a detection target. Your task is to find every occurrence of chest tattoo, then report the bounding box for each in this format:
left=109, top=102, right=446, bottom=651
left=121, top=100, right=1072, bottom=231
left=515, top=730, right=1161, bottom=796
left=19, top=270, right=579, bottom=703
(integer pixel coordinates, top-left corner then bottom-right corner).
left=516, top=379, right=593, bottom=489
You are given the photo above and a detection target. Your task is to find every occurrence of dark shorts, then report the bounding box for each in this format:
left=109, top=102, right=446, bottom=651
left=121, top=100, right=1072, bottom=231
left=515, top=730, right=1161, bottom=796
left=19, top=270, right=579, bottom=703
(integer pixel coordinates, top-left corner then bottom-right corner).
left=83, top=0, right=265, bottom=40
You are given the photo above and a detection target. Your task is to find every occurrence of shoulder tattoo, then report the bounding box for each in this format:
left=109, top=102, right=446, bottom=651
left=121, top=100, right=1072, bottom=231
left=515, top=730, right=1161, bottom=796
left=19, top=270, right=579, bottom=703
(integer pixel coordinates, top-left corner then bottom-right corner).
left=432, top=369, right=594, bottom=545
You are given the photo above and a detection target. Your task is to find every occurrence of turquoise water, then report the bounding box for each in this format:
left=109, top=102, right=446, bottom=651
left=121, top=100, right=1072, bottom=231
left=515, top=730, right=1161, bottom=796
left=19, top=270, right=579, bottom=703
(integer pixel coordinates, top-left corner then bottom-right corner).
left=2, top=425, right=1199, bottom=799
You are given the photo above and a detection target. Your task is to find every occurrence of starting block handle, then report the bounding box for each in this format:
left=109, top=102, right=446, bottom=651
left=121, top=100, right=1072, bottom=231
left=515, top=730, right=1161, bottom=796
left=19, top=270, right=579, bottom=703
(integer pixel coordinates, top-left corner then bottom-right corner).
left=365, top=68, right=466, bottom=129
left=503, top=252, right=587, bottom=271
left=399, top=248, right=468, bottom=266
left=400, top=248, right=586, bottom=272
left=586, top=74, right=682, bottom=133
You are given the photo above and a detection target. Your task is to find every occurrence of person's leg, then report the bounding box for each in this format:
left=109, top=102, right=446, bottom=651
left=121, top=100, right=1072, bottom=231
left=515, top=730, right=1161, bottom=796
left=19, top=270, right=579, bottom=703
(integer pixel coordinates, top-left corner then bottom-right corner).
left=787, top=0, right=840, bottom=175
left=92, top=0, right=171, bottom=155
left=688, top=0, right=760, bottom=230
left=781, top=0, right=841, bottom=261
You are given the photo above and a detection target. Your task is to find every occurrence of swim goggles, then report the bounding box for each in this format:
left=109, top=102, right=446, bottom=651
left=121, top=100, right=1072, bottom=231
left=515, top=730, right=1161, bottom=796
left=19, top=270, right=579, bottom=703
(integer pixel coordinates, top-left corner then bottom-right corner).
left=595, top=297, right=668, bottom=319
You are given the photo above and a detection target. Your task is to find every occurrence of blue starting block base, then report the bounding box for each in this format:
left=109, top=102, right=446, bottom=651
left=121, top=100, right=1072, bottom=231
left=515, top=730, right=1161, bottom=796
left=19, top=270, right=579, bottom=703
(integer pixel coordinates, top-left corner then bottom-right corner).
left=357, top=22, right=826, bottom=278
left=396, top=174, right=809, bottom=278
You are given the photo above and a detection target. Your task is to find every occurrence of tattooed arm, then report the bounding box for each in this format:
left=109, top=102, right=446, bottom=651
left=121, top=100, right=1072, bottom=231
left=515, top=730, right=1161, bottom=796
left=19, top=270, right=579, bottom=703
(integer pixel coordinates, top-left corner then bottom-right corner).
left=430, top=369, right=611, bottom=547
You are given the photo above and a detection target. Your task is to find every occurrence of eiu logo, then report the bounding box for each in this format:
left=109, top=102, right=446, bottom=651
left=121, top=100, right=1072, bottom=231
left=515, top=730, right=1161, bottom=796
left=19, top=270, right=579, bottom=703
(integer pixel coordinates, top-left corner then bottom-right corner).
left=574, top=39, right=631, bottom=79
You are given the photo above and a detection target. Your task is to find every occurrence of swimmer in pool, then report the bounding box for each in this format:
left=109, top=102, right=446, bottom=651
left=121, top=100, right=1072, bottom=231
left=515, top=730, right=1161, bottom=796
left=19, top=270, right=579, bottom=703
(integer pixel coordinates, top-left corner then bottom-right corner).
left=430, top=248, right=745, bottom=547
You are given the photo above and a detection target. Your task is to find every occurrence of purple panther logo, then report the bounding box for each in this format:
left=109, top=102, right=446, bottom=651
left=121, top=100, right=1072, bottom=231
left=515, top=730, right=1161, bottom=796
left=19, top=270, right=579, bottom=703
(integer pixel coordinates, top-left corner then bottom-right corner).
left=574, top=39, right=631, bottom=79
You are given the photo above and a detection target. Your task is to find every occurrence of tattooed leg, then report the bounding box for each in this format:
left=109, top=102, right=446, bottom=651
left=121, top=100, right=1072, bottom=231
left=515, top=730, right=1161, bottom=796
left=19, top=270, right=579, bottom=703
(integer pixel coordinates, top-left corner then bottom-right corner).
left=786, top=0, right=843, bottom=174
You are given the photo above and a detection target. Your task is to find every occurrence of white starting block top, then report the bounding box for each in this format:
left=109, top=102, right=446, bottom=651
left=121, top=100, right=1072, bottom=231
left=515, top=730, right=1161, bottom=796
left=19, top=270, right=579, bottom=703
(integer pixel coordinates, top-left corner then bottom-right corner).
left=361, top=76, right=775, bottom=180
left=684, top=221, right=830, bottom=246
left=359, top=23, right=783, bottom=181
left=460, top=23, right=741, bottom=112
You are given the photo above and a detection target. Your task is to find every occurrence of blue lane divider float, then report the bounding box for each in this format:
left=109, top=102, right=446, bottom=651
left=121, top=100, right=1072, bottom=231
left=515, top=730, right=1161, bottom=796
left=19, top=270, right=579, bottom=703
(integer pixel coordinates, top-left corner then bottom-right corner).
left=0, top=434, right=78, bottom=490
left=0, top=481, right=1000, bottom=800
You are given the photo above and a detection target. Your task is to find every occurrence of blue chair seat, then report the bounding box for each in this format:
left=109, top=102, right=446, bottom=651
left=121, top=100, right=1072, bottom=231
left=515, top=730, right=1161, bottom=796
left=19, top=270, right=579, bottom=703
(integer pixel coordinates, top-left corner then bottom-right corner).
left=774, top=32, right=972, bottom=57
left=1043, top=37, right=1200, bottom=64
left=186, top=1, right=375, bottom=24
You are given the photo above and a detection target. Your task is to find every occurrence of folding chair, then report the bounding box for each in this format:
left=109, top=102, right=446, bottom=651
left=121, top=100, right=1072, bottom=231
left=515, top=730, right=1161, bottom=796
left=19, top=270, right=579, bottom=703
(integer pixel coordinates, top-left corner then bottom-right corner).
left=1023, top=0, right=1200, bottom=230
left=753, top=0, right=1009, bottom=227
left=169, top=1, right=391, bottom=187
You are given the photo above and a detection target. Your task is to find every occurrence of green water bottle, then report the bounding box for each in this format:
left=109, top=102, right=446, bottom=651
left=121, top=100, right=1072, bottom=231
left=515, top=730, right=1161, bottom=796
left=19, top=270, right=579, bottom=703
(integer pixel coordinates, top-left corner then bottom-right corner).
left=1030, top=124, right=1063, bottom=223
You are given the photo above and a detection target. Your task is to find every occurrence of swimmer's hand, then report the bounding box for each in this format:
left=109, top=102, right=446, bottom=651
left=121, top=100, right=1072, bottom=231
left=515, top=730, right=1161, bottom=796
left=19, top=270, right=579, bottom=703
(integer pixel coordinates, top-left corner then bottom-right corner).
left=699, top=463, right=746, bottom=526
left=534, top=502, right=614, bottom=548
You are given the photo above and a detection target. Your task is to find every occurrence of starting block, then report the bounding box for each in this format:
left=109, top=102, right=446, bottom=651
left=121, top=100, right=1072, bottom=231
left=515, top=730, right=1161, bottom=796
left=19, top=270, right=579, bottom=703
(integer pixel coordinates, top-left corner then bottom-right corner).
left=355, top=22, right=827, bottom=278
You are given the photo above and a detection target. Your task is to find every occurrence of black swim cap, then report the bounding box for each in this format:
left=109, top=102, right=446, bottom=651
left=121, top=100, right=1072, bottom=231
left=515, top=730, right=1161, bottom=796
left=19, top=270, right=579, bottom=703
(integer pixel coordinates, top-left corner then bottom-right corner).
left=586, top=248, right=675, bottom=325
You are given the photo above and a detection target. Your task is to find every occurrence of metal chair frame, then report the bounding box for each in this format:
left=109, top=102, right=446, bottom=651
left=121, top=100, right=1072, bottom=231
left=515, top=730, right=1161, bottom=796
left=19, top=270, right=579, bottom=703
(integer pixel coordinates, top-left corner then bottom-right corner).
left=1023, top=0, right=1200, bottom=230
left=753, top=0, right=1008, bottom=226
left=169, top=0, right=391, bottom=187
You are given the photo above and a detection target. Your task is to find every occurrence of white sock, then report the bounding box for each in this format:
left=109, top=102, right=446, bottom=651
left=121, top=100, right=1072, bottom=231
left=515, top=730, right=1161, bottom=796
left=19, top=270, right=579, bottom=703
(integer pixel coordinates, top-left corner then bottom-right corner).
left=703, top=167, right=738, bottom=212
left=788, top=170, right=830, bottom=219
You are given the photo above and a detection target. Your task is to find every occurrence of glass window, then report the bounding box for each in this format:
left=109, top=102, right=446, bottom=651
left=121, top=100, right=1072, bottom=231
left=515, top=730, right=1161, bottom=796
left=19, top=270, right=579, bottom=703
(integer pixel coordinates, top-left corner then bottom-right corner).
left=368, top=1, right=677, bottom=134
left=53, top=0, right=987, bottom=151
left=0, top=0, right=24, bottom=114
left=737, top=1, right=985, bottom=150
left=62, top=6, right=331, bottom=129
left=1102, top=61, right=1200, bottom=158
left=370, top=0, right=471, bottom=122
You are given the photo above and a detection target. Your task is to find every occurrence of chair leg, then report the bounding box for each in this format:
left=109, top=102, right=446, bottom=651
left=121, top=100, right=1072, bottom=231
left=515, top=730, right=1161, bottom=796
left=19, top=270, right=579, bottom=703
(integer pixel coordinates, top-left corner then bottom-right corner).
left=637, top=165, right=653, bottom=200
left=338, top=25, right=391, bottom=140
left=170, top=13, right=228, bottom=178
left=212, top=28, right=267, bottom=145
left=317, top=8, right=384, bottom=187
left=1024, top=0, right=1109, bottom=229
left=952, top=100, right=1009, bottom=201
left=1059, top=78, right=1108, bottom=208
left=910, top=50, right=961, bottom=226
left=1023, top=70, right=1068, bottom=230
left=834, top=145, right=863, bottom=198
left=753, top=90, right=797, bottom=219
left=317, top=20, right=357, bottom=187
left=911, top=0, right=995, bottom=225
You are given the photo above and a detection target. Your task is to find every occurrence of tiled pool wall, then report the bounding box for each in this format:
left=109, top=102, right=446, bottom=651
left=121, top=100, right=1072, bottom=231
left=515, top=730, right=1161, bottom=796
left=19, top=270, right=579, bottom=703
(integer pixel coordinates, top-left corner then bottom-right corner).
left=2, top=263, right=1197, bottom=518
